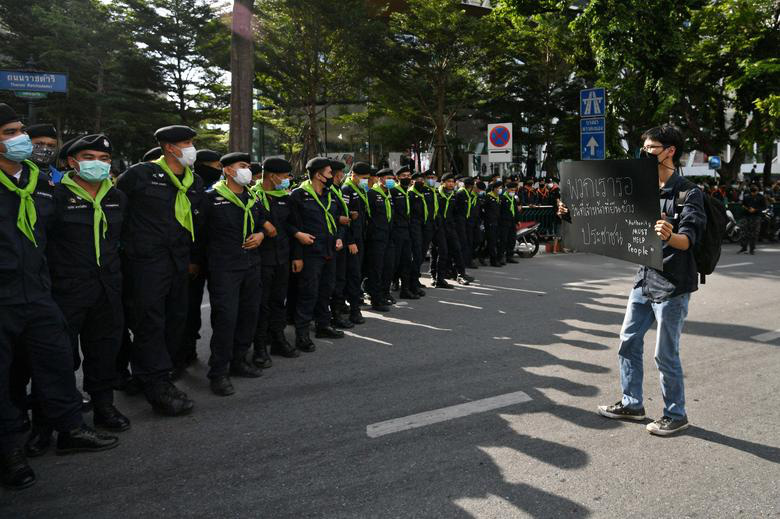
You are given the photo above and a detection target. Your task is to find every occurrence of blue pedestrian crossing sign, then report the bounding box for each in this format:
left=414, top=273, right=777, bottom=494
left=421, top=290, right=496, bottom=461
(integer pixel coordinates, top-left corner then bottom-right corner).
left=580, top=88, right=606, bottom=117
left=580, top=118, right=605, bottom=160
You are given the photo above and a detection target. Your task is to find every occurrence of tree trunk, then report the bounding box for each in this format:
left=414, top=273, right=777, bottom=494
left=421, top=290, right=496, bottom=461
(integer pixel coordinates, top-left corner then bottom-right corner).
left=229, top=0, right=255, bottom=152
left=719, top=144, right=743, bottom=185
left=95, top=63, right=104, bottom=132
left=762, top=147, right=773, bottom=186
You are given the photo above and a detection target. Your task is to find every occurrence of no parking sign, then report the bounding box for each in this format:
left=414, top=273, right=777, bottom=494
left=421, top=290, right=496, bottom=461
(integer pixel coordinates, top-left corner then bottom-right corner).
left=487, top=122, right=512, bottom=163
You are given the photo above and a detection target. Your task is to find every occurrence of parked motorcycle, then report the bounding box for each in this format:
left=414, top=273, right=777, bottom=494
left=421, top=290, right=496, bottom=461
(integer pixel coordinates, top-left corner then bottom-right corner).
left=725, top=208, right=742, bottom=243
left=515, top=222, right=540, bottom=257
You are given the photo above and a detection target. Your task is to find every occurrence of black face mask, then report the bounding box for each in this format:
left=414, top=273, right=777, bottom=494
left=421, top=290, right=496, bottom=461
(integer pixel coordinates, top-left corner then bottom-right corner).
left=195, top=164, right=223, bottom=184
left=31, top=144, right=56, bottom=166
left=399, top=177, right=411, bottom=188
left=414, top=180, right=424, bottom=189
left=322, top=174, right=334, bottom=188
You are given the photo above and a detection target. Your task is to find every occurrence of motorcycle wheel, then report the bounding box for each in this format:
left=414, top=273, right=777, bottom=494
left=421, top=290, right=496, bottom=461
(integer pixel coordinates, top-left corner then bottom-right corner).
left=516, top=234, right=540, bottom=258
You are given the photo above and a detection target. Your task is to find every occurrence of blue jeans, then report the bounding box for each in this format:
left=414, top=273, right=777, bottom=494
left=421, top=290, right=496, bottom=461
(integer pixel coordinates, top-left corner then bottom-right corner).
left=618, top=286, right=689, bottom=419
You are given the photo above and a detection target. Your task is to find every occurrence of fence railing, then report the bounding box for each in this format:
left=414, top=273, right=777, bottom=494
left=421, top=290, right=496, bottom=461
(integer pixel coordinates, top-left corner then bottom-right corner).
left=518, top=205, right=559, bottom=238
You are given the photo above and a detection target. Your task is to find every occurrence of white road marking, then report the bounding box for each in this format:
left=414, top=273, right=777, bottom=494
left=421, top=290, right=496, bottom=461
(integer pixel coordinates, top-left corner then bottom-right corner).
left=366, top=390, right=532, bottom=438
left=453, top=284, right=497, bottom=291
left=498, top=310, right=506, bottom=314
left=492, top=336, right=511, bottom=340
left=362, top=312, right=451, bottom=331
left=564, top=277, right=626, bottom=287
left=438, top=300, right=483, bottom=310
left=472, top=283, right=546, bottom=295
left=718, top=262, right=753, bottom=268
left=342, top=331, right=393, bottom=346
left=470, top=291, right=489, bottom=296
left=751, top=329, right=780, bottom=343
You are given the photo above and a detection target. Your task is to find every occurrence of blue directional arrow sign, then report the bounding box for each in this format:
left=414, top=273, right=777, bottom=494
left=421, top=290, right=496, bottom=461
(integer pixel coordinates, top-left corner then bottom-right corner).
left=580, top=87, right=606, bottom=118
left=580, top=117, right=605, bottom=160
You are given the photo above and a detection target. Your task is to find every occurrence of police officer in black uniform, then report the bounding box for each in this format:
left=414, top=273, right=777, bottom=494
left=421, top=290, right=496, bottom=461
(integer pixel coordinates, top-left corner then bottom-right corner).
left=435, top=173, right=473, bottom=286
left=116, top=125, right=204, bottom=416
left=48, top=133, right=131, bottom=434
left=390, top=165, right=417, bottom=299
left=365, top=168, right=395, bottom=310
left=251, top=157, right=300, bottom=366
left=289, top=157, right=345, bottom=351
left=408, top=172, right=431, bottom=296
left=482, top=181, right=503, bottom=266
left=328, top=160, right=355, bottom=328
left=340, top=162, right=372, bottom=323
left=180, top=149, right=223, bottom=375
left=453, top=176, right=476, bottom=269
left=203, top=152, right=266, bottom=396
left=0, top=104, right=118, bottom=490
left=501, top=181, right=520, bottom=264
left=468, top=180, right=483, bottom=267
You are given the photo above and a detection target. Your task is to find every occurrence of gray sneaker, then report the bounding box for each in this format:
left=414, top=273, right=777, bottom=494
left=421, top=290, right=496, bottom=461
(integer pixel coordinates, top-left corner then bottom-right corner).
left=597, top=401, right=646, bottom=421
left=646, top=415, right=689, bottom=436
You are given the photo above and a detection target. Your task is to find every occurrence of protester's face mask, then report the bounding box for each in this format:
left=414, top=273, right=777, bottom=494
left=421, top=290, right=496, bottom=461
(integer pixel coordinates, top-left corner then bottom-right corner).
left=275, top=177, right=291, bottom=190
left=384, top=178, right=396, bottom=190
left=174, top=145, right=197, bottom=167
left=77, top=160, right=111, bottom=182
left=232, top=167, right=253, bottom=186
left=31, top=143, right=57, bottom=165
left=359, top=178, right=369, bottom=191
left=399, top=177, right=411, bottom=188
left=1, top=133, right=33, bottom=162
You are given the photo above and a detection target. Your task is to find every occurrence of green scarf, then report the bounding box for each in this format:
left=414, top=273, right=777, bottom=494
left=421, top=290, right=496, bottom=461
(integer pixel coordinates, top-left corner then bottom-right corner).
left=214, top=180, right=256, bottom=241
left=0, top=160, right=39, bottom=246
left=410, top=185, right=428, bottom=222
left=299, top=180, right=336, bottom=234
left=392, top=184, right=410, bottom=217
left=251, top=184, right=288, bottom=212
left=488, top=191, right=499, bottom=201
left=61, top=173, right=113, bottom=265
left=344, top=178, right=370, bottom=217
left=503, top=191, right=516, bottom=217
left=154, top=157, right=194, bottom=240
left=330, top=185, right=350, bottom=217
left=458, top=187, right=474, bottom=219
left=437, top=186, right=455, bottom=219
left=426, top=185, right=439, bottom=218
left=371, top=184, right=392, bottom=222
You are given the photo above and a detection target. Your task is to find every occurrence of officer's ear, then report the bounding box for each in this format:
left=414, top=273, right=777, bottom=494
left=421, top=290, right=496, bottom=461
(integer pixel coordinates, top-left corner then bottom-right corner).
left=67, top=156, right=79, bottom=171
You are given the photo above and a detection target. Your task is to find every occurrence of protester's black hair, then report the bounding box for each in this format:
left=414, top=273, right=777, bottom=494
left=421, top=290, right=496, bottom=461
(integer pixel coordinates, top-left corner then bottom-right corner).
left=641, top=124, right=684, bottom=165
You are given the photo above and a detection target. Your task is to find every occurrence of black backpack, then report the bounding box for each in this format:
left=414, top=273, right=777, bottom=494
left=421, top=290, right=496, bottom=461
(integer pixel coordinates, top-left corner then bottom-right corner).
left=675, top=178, right=727, bottom=284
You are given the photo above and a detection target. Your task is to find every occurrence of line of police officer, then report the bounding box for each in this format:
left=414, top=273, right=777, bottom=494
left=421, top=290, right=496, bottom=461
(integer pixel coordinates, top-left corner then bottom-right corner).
left=0, top=102, right=530, bottom=490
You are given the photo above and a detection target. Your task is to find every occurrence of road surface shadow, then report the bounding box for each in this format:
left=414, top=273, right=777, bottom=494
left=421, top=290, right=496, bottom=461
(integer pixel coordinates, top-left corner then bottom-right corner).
left=686, top=426, right=780, bottom=464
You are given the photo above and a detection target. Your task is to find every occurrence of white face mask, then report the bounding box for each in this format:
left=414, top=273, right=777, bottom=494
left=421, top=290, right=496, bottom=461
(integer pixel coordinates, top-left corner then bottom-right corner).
left=233, top=167, right=253, bottom=186
left=175, top=145, right=197, bottom=167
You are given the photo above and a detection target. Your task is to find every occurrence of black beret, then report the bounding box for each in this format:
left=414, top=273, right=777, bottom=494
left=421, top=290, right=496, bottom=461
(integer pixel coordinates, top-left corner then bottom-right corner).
left=26, top=123, right=57, bottom=139
left=369, top=166, right=380, bottom=176
left=488, top=181, right=503, bottom=191
left=506, top=181, right=518, bottom=188
left=411, top=172, right=424, bottom=179
left=250, top=162, right=262, bottom=176
left=330, top=160, right=346, bottom=172
left=396, top=165, right=410, bottom=175
left=154, top=125, right=197, bottom=143
left=263, top=157, right=292, bottom=174
left=0, top=103, right=20, bottom=127
left=67, top=134, right=112, bottom=157
left=476, top=181, right=486, bottom=190
left=424, top=169, right=436, bottom=177
left=196, top=149, right=221, bottom=163
left=377, top=167, right=394, bottom=177
left=351, top=162, right=371, bottom=175
left=220, top=152, right=251, bottom=167
left=441, top=173, right=456, bottom=182
left=59, top=135, right=84, bottom=160
left=306, top=156, right=331, bottom=172
left=143, top=147, right=163, bottom=162
left=462, top=177, right=475, bottom=186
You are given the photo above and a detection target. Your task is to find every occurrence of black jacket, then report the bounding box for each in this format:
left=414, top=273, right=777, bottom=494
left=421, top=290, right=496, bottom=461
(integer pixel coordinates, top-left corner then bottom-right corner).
left=256, top=190, right=300, bottom=266
left=390, top=185, right=411, bottom=230
left=482, top=193, right=501, bottom=226
left=289, top=184, right=342, bottom=258
left=341, top=182, right=369, bottom=243
left=367, top=187, right=393, bottom=240
left=116, top=161, right=205, bottom=270
left=0, top=162, right=56, bottom=304
left=203, top=187, right=267, bottom=271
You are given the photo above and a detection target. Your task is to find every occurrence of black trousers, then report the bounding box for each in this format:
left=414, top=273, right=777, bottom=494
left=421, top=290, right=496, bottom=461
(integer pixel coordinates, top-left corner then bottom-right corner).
left=365, top=236, right=393, bottom=302
left=392, top=227, right=413, bottom=290
left=295, top=254, right=335, bottom=331
left=255, top=262, right=290, bottom=350
left=485, top=224, right=500, bottom=263
left=740, top=216, right=761, bottom=251
left=127, top=256, right=188, bottom=383
left=330, top=248, right=348, bottom=311
left=455, top=218, right=472, bottom=266
left=437, top=224, right=466, bottom=279
left=1, top=299, right=82, bottom=452
left=429, top=227, right=445, bottom=281
left=344, top=239, right=365, bottom=308
left=182, top=271, right=207, bottom=365
left=207, top=266, right=262, bottom=378
left=469, top=220, right=480, bottom=260
left=410, top=222, right=425, bottom=289
left=503, top=223, right=516, bottom=258
left=52, top=277, right=123, bottom=404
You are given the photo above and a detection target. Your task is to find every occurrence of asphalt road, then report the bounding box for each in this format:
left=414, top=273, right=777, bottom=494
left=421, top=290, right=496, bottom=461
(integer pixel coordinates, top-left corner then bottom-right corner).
left=3, top=243, right=779, bottom=518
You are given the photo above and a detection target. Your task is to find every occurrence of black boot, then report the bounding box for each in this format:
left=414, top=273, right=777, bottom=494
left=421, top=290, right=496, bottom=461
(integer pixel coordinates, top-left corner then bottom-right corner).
left=331, top=310, right=354, bottom=329
left=230, top=359, right=263, bottom=378
left=315, top=325, right=345, bottom=339
left=414, top=287, right=426, bottom=297
left=56, top=425, right=119, bottom=455
left=295, top=329, right=316, bottom=352
left=252, top=341, right=273, bottom=368
left=1, top=449, right=36, bottom=490
left=93, top=402, right=131, bottom=432
left=144, top=380, right=194, bottom=417
left=270, top=330, right=300, bottom=358
left=370, top=300, right=390, bottom=312
left=24, top=425, right=52, bottom=458
left=209, top=375, right=235, bottom=397
left=399, top=288, right=420, bottom=300
left=349, top=306, right=366, bottom=324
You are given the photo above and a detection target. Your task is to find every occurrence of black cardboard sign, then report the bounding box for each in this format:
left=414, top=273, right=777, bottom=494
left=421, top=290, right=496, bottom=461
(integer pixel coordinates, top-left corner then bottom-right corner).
left=560, top=159, right=663, bottom=270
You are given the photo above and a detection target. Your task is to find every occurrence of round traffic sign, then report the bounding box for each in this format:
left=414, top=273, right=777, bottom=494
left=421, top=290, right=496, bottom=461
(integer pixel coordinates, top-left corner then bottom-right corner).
left=489, top=125, right=510, bottom=148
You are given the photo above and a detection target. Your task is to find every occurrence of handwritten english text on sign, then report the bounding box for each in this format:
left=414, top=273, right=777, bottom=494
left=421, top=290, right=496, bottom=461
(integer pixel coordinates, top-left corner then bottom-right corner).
left=560, top=159, right=663, bottom=269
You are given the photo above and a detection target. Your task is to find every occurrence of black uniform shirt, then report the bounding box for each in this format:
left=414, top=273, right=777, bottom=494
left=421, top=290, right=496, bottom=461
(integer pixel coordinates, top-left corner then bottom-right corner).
left=390, top=185, right=411, bottom=229
left=482, top=193, right=501, bottom=225
left=289, top=184, right=341, bottom=257
left=256, top=190, right=301, bottom=266
left=116, top=161, right=205, bottom=270
left=0, top=162, right=56, bottom=304
left=203, top=188, right=267, bottom=270
left=341, top=182, right=368, bottom=243
left=742, top=193, right=766, bottom=217
left=367, top=187, right=393, bottom=238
